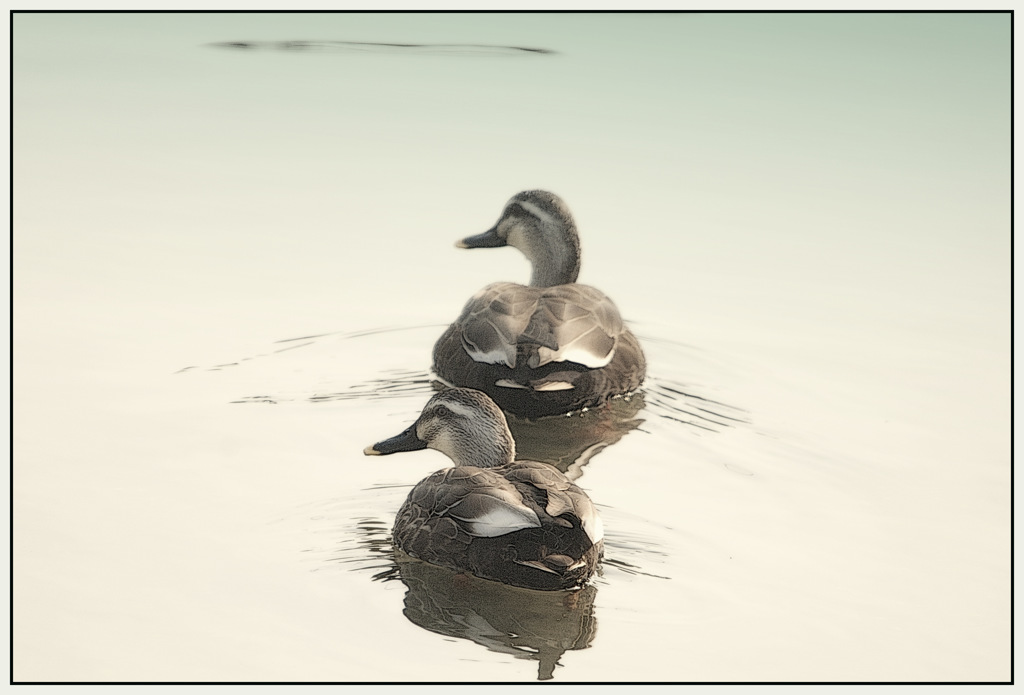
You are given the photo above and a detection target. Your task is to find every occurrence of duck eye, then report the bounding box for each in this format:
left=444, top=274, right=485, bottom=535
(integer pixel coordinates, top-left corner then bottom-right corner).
left=433, top=404, right=453, bottom=418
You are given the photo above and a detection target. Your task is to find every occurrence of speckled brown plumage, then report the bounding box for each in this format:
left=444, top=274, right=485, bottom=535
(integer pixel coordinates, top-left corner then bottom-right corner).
left=433, top=286, right=646, bottom=417
left=392, top=462, right=603, bottom=591
left=365, top=388, right=605, bottom=591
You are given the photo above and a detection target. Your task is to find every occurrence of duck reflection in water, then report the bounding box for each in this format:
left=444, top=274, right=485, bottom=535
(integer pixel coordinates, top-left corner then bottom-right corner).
left=393, top=552, right=598, bottom=681
left=503, top=391, right=646, bottom=480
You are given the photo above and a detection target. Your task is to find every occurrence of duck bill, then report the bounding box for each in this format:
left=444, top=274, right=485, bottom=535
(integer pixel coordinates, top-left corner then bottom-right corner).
left=363, top=425, right=427, bottom=456
left=456, top=226, right=506, bottom=249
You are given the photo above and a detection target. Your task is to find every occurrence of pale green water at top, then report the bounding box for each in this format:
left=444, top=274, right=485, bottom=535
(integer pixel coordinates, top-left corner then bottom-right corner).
left=13, top=12, right=1010, bottom=683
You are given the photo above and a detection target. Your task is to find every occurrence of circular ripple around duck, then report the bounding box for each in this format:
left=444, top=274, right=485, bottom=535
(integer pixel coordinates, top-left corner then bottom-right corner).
left=179, top=324, right=753, bottom=464
left=634, top=331, right=752, bottom=436
left=298, top=485, right=674, bottom=589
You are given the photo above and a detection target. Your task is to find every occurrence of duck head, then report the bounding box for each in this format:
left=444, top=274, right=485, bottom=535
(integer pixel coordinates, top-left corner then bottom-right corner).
left=364, top=388, right=516, bottom=469
left=457, top=190, right=582, bottom=288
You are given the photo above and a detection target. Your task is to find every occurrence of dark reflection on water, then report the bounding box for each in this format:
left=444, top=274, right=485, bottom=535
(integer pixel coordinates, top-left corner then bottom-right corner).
left=208, top=40, right=556, bottom=56
left=316, top=510, right=596, bottom=680
left=315, top=501, right=670, bottom=680
left=505, top=394, right=646, bottom=480
left=393, top=553, right=597, bottom=681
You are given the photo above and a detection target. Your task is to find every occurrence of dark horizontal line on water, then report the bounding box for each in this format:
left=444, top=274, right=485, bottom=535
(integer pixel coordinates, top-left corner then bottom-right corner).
left=646, top=396, right=738, bottom=429
left=208, top=40, right=556, bottom=55
left=272, top=341, right=316, bottom=354
left=602, top=557, right=671, bottom=580
left=634, top=333, right=703, bottom=350
left=349, top=379, right=432, bottom=391
left=690, top=403, right=750, bottom=424
left=657, top=413, right=718, bottom=432
left=655, top=382, right=747, bottom=412
left=275, top=332, right=333, bottom=343
left=275, top=324, right=446, bottom=344
left=604, top=537, right=671, bottom=556
left=328, top=557, right=394, bottom=567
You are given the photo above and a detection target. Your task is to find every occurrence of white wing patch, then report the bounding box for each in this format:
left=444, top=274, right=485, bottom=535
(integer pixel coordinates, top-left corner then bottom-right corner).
left=462, top=318, right=517, bottom=367
left=538, top=344, right=614, bottom=369
left=496, top=378, right=574, bottom=391
left=466, top=347, right=515, bottom=366
left=532, top=381, right=575, bottom=391
left=451, top=492, right=541, bottom=538
left=583, top=510, right=604, bottom=544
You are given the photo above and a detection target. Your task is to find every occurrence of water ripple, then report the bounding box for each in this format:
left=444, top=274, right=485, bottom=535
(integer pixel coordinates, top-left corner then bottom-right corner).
left=643, top=377, right=751, bottom=433
left=182, top=324, right=753, bottom=447
left=302, top=492, right=673, bottom=588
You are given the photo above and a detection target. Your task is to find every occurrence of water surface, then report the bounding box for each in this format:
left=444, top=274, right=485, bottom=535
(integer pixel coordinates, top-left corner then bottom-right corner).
left=13, top=11, right=1010, bottom=683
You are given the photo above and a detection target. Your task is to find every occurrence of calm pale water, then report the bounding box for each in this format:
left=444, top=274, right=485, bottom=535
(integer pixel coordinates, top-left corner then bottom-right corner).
left=13, top=12, right=1010, bottom=683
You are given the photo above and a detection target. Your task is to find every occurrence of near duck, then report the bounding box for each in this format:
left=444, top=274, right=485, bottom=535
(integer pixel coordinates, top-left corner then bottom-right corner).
left=364, top=387, right=604, bottom=591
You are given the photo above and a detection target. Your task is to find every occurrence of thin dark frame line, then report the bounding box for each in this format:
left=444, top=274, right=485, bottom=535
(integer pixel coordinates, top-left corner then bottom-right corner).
left=6, top=8, right=1019, bottom=14
left=8, top=6, right=1015, bottom=691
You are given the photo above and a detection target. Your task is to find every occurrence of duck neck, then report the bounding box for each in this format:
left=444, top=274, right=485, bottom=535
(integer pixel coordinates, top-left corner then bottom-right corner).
left=448, top=429, right=516, bottom=469
left=523, top=222, right=581, bottom=288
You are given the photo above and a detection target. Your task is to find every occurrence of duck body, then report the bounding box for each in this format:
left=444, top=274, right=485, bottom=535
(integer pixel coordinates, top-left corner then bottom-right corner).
left=433, top=282, right=646, bottom=418
left=365, top=388, right=604, bottom=591
left=393, top=461, right=603, bottom=591
left=432, top=190, right=646, bottom=419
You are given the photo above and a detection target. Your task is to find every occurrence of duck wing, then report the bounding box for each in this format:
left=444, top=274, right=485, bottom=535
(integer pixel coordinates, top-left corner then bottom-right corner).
left=393, top=463, right=604, bottom=591
left=458, top=283, right=543, bottom=368
left=456, top=283, right=625, bottom=370
left=503, top=461, right=604, bottom=545
left=396, top=463, right=602, bottom=545
left=399, top=466, right=542, bottom=541
left=529, top=285, right=624, bottom=369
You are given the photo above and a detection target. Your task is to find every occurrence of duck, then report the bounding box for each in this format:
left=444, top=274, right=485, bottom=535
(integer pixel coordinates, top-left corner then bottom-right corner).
left=363, top=387, right=604, bottom=591
left=432, top=190, right=646, bottom=419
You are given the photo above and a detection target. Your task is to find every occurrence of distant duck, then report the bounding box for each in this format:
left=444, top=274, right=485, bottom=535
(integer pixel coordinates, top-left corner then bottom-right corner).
left=364, top=387, right=604, bottom=591
left=432, top=190, right=645, bottom=419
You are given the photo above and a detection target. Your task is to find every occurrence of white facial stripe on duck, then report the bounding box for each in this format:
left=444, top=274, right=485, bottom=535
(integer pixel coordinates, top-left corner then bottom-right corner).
left=511, top=199, right=556, bottom=228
